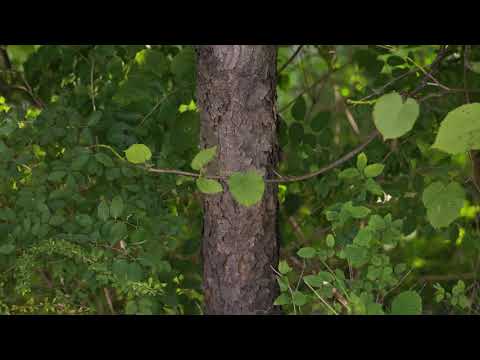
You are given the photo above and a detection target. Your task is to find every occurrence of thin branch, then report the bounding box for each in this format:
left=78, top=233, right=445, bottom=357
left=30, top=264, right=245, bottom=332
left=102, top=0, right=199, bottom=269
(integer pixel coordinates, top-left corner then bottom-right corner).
left=96, top=129, right=380, bottom=185
left=463, top=45, right=471, bottom=104
left=103, top=287, right=115, bottom=314
left=408, top=45, right=450, bottom=98
left=419, top=273, right=476, bottom=283
left=90, top=58, right=96, bottom=111
left=279, top=71, right=333, bottom=113
left=277, top=45, right=304, bottom=75
left=268, top=130, right=379, bottom=183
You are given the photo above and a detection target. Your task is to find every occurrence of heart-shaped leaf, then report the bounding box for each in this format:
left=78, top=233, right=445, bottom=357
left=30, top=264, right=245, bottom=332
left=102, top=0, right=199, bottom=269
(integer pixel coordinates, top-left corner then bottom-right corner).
left=373, top=92, right=419, bottom=140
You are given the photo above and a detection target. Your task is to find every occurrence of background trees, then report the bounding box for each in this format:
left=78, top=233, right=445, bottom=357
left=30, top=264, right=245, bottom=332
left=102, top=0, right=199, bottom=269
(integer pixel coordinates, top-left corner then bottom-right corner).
left=0, top=45, right=479, bottom=315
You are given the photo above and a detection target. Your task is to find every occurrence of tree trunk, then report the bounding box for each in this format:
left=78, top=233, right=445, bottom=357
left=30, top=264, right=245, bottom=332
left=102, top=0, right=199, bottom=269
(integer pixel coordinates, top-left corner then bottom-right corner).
left=196, top=45, right=280, bottom=315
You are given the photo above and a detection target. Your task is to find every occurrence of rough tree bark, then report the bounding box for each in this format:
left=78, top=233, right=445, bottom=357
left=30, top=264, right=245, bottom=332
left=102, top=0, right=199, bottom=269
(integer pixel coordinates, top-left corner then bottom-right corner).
left=196, top=45, right=281, bottom=315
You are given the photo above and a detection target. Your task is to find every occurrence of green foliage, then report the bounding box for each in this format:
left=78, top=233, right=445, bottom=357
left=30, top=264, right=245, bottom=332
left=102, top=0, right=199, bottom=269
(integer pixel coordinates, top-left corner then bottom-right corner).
left=191, top=146, right=217, bottom=171
left=373, top=92, right=419, bottom=140
left=433, top=103, right=480, bottom=154
left=196, top=178, right=223, bottom=194
left=422, top=182, right=465, bottom=228
left=391, top=291, right=422, bottom=315
left=227, top=170, right=265, bottom=207
left=125, top=144, right=152, bottom=164
left=2, top=44, right=480, bottom=315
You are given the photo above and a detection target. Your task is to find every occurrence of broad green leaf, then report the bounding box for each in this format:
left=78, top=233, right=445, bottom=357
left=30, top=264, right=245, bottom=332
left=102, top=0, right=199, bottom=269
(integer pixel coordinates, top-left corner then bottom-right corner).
left=71, top=154, right=90, bottom=171
left=0, top=244, right=15, bottom=255
left=110, top=196, right=124, bottom=219
left=292, top=291, right=308, bottom=306
left=297, top=247, right=316, bottom=259
left=366, top=302, right=385, bottom=315
left=111, top=222, right=128, bottom=243
left=373, top=92, right=419, bottom=140
left=353, top=228, right=372, bottom=247
left=125, top=144, right=152, bottom=164
left=49, top=215, right=65, bottom=227
left=422, top=181, right=465, bottom=228
left=357, top=152, right=368, bottom=171
left=343, top=202, right=371, bottom=219
left=48, top=171, right=67, bottom=182
left=95, top=153, right=115, bottom=168
left=344, top=244, right=369, bottom=267
left=196, top=178, right=223, bottom=194
left=391, top=291, right=422, bottom=315
left=364, top=163, right=384, bottom=178
left=304, top=272, right=334, bottom=287
left=227, top=170, right=265, bottom=207
left=291, top=96, right=307, bottom=121
left=278, top=260, right=292, bottom=275
left=274, top=293, right=291, bottom=306
left=339, top=168, right=361, bottom=180
left=76, top=214, right=93, bottom=228
left=365, top=178, right=383, bottom=195
left=98, top=201, right=110, bottom=221
left=470, top=62, right=480, bottom=74
left=432, top=103, right=480, bottom=154
left=191, top=146, right=217, bottom=171
left=87, top=111, right=103, bottom=126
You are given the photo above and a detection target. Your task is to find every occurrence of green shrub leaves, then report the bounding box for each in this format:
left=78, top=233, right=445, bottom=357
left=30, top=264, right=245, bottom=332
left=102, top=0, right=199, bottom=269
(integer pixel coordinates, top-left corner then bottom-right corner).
left=373, top=92, right=419, bottom=140
left=433, top=103, right=480, bottom=154
left=422, top=181, right=465, bottom=228
left=227, top=170, right=265, bottom=207
left=125, top=144, right=152, bottom=164
left=391, top=291, right=422, bottom=315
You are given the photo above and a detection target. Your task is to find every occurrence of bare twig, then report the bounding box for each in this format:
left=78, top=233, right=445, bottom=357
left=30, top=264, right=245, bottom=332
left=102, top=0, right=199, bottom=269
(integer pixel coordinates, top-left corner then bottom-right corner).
left=103, top=287, right=115, bottom=314
left=419, top=273, right=476, bottom=283
left=278, top=45, right=304, bottom=75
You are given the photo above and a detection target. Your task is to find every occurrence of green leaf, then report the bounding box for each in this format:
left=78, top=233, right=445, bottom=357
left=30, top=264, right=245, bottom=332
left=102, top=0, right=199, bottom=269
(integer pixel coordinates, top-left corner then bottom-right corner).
left=470, top=62, right=480, bottom=74
left=49, top=215, right=65, bottom=227
left=191, top=146, right=217, bottom=171
left=366, top=302, right=385, bottom=315
left=196, top=178, right=223, bottom=194
left=432, top=103, right=480, bottom=154
left=422, top=181, right=465, bottom=228
left=297, top=247, right=316, bottom=259
left=357, top=152, right=368, bottom=171
left=291, top=96, right=307, bottom=121
left=326, top=234, right=335, bottom=248
left=292, top=291, right=308, bottom=306
left=364, top=163, right=384, bottom=178
left=353, top=228, right=372, bottom=247
left=391, top=291, right=422, bottom=315
left=87, top=111, right=103, bottom=126
left=373, top=92, right=419, bottom=140
left=71, top=154, right=90, bottom=171
left=227, top=170, right=265, bottom=207
left=0, top=244, right=15, bottom=255
left=125, top=144, right=152, bottom=164
left=278, top=260, right=292, bottom=275
left=95, top=153, right=115, bottom=168
left=344, top=244, right=369, bottom=267
left=304, top=272, right=334, bottom=287
left=343, top=202, right=371, bottom=219
left=365, top=178, right=383, bottom=195
left=110, top=196, right=124, bottom=219
left=274, top=293, right=291, bottom=306
left=110, top=222, right=128, bottom=243
left=98, top=201, right=110, bottom=221
left=47, top=171, right=67, bottom=182
left=339, top=168, right=361, bottom=180
left=76, top=214, right=93, bottom=228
